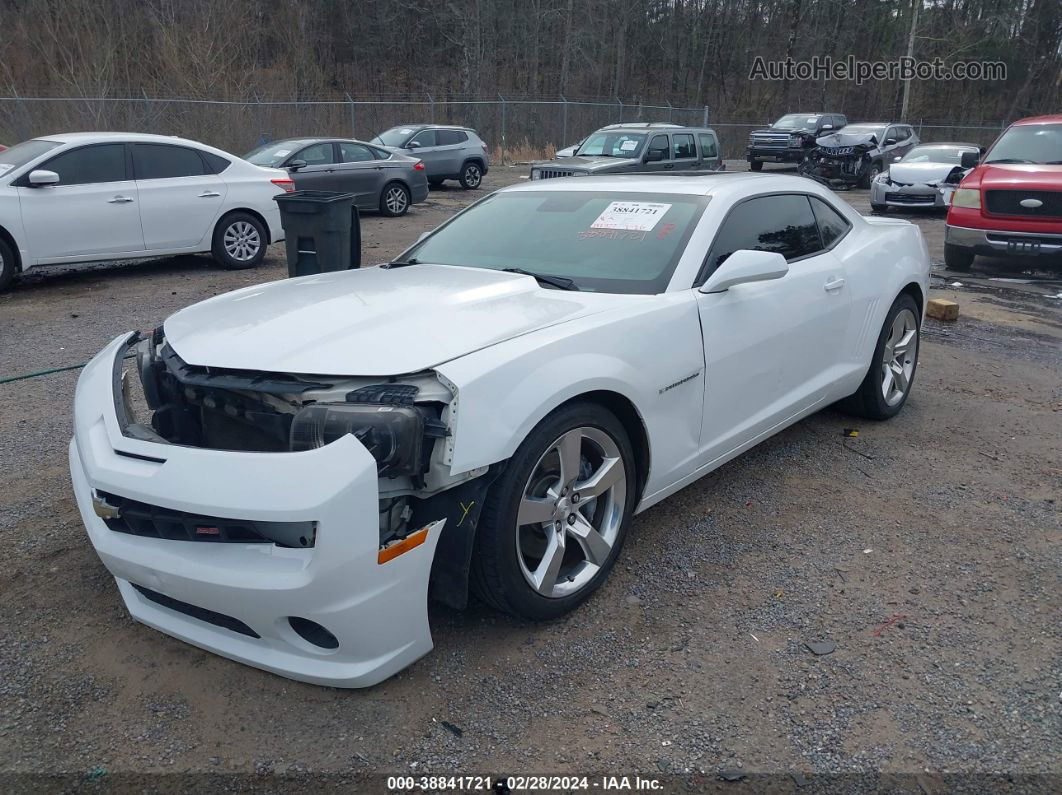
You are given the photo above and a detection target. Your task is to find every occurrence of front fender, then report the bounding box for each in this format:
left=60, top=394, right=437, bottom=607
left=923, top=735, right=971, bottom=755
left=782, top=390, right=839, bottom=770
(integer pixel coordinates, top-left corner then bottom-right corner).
left=435, top=293, right=705, bottom=500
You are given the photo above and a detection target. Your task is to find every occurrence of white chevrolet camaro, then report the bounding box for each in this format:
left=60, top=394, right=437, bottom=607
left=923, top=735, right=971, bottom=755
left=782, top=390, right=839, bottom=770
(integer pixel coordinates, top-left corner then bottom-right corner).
left=70, top=173, right=930, bottom=687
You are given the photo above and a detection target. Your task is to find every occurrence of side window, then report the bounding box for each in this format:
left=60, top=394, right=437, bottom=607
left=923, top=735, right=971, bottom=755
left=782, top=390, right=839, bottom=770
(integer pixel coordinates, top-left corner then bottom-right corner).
left=673, top=133, right=696, bottom=159
left=201, top=151, right=231, bottom=174
left=648, top=134, right=670, bottom=159
left=436, top=130, right=468, bottom=145
left=297, top=142, right=335, bottom=165
left=884, top=127, right=899, bottom=143
left=41, top=144, right=127, bottom=185
left=370, top=147, right=392, bottom=160
left=809, top=196, right=852, bottom=249
left=409, top=130, right=437, bottom=147
left=835, top=116, right=847, bottom=129
left=698, top=133, right=718, bottom=158
left=338, top=142, right=375, bottom=163
left=701, top=195, right=822, bottom=281
left=132, top=144, right=206, bottom=180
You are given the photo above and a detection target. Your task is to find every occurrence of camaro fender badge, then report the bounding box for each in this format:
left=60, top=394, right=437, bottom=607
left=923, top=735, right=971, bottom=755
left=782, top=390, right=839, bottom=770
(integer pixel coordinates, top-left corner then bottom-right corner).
left=659, top=371, right=701, bottom=394
left=91, top=491, right=121, bottom=520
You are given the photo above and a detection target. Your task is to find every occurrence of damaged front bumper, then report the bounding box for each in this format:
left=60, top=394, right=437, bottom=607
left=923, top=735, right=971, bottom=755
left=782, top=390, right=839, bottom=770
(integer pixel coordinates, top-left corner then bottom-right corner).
left=870, top=178, right=949, bottom=209
left=69, top=333, right=444, bottom=688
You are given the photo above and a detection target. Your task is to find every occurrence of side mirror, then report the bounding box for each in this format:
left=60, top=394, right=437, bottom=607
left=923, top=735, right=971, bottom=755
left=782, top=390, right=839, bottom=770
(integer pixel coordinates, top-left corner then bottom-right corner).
left=28, top=169, right=60, bottom=186
left=885, top=138, right=897, bottom=145
left=287, top=159, right=307, bottom=171
left=406, top=141, right=421, bottom=149
left=699, top=249, right=789, bottom=294
left=645, top=149, right=666, bottom=162
left=820, top=124, right=833, bottom=131
left=960, top=150, right=980, bottom=169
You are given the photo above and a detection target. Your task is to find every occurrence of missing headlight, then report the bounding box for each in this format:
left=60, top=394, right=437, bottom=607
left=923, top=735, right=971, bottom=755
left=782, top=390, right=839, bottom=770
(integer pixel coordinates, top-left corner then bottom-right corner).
left=290, top=403, right=426, bottom=477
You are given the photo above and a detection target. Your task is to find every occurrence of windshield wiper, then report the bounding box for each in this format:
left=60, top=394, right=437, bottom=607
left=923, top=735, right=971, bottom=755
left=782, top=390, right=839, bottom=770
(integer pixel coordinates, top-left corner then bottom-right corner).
left=383, top=258, right=420, bottom=268
left=502, top=267, right=579, bottom=291
left=984, top=158, right=1035, bottom=164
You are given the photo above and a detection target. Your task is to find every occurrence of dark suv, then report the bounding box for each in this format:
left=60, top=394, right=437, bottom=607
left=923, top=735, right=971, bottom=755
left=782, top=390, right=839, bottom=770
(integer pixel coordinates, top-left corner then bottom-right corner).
left=747, top=113, right=847, bottom=170
left=530, top=124, right=723, bottom=180
left=371, top=125, right=490, bottom=189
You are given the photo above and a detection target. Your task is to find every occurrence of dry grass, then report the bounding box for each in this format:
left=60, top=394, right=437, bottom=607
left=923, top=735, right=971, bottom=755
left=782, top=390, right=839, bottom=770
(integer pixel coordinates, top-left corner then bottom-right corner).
left=492, top=138, right=556, bottom=164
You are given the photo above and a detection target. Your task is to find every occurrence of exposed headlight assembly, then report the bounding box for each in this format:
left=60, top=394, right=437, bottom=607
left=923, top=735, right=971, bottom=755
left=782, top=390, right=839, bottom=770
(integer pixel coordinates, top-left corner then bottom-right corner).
left=290, top=403, right=432, bottom=478
left=789, top=135, right=804, bottom=148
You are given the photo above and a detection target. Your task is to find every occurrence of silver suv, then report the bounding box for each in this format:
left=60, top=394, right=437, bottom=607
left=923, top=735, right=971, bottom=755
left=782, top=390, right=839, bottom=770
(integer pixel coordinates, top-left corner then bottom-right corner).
left=371, top=125, right=490, bottom=189
left=531, top=124, right=723, bottom=180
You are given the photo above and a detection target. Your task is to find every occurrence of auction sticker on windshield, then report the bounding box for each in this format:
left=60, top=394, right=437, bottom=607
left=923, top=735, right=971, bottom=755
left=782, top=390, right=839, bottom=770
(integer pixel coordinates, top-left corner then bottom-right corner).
left=591, top=201, right=672, bottom=232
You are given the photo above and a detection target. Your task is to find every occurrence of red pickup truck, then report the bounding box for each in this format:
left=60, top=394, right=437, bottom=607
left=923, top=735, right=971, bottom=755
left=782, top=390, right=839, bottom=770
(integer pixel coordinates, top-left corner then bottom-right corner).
left=944, top=114, right=1062, bottom=272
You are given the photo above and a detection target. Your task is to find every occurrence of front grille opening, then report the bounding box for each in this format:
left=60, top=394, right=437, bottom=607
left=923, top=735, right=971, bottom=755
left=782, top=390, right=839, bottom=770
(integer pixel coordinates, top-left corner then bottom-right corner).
left=97, top=491, right=316, bottom=548
left=132, top=583, right=260, bottom=638
left=288, top=617, right=339, bottom=649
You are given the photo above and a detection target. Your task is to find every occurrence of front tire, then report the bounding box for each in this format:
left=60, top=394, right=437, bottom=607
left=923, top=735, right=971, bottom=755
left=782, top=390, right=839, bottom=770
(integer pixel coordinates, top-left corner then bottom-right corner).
left=944, top=243, right=974, bottom=272
left=871, top=202, right=888, bottom=213
left=212, top=212, right=267, bottom=270
left=860, top=161, right=881, bottom=189
left=839, top=293, right=920, bottom=420
left=471, top=403, right=636, bottom=621
left=0, top=237, right=16, bottom=292
left=459, top=161, right=483, bottom=189
left=379, top=182, right=411, bottom=217
left=749, top=160, right=764, bottom=172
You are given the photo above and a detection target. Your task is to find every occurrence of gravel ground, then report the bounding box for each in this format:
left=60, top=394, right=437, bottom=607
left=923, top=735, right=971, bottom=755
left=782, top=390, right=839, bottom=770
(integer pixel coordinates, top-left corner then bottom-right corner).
left=0, top=163, right=1059, bottom=792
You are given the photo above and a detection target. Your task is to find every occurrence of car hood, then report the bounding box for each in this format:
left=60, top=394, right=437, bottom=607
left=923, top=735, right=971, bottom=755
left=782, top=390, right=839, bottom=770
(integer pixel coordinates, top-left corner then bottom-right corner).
left=816, top=131, right=877, bottom=148
left=535, top=156, right=632, bottom=171
left=888, top=162, right=964, bottom=185
left=163, top=264, right=621, bottom=377
left=963, top=163, right=1062, bottom=191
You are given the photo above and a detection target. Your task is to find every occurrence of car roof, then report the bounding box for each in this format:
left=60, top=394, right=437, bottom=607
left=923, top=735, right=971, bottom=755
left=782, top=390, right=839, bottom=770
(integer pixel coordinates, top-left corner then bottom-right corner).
left=392, top=124, right=476, bottom=132
left=911, top=142, right=978, bottom=149
left=37, top=132, right=209, bottom=146
left=594, top=126, right=716, bottom=135
left=847, top=122, right=898, bottom=127
left=1011, top=114, right=1062, bottom=126
left=502, top=172, right=811, bottom=197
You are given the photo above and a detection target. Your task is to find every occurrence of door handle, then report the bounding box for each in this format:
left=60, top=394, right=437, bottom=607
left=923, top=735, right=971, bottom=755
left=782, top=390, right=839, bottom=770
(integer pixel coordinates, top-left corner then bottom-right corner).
left=198, top=190, right=221, bottom=198
left=824, top=276, right=846, bottom=291
left=108, top=196, right=134, bottom=203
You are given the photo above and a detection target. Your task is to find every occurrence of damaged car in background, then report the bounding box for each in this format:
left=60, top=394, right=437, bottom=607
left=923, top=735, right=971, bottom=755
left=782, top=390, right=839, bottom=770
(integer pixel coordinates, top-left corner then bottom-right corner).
left=71, top=172, right=929, bottom=687
left=870, top=143, right=980, bottom=213
left=799, top=123, right=919, bottom=189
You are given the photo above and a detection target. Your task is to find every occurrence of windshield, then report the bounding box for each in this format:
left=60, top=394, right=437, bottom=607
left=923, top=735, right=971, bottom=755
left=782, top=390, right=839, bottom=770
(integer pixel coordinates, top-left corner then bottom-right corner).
left=837, top=125, right=886, bottom=138
left=576, top=132, right=646, bottom=158
left=0, top=138, right=62, bottom=178
left=984, top=123, right=1062, bottom=165
left=371, top=127, right=418, bottom=147
left=774, top=114, right=820, bottom=129
left=397, top=190, right=709, bottom=294
left=243, top=141, right=306, bottom=167
left=901, top=146, right=973, bottom=164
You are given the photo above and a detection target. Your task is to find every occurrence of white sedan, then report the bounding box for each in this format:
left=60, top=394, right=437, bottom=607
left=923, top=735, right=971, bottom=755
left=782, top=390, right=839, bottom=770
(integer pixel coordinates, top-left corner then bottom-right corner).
left=0, top=132, right=293, bottom=291
left=70, top=173, right=929, bottom=687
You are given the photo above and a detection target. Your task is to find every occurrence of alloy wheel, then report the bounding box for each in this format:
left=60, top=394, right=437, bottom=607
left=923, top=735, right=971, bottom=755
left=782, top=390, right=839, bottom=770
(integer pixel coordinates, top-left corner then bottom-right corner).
left=223, top=221, right=261, bottom=262
left=881, top=307, right=918, bottom=406
left=515, top=426, right=626, bottom=598
left=463, top=164, right=482, bottom=188
left=385, top=186, right=408, bottom=214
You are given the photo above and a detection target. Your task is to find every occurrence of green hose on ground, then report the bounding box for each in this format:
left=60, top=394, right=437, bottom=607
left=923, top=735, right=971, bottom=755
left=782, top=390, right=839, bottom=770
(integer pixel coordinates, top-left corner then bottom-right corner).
left=0, top=362, right=87, bottom=385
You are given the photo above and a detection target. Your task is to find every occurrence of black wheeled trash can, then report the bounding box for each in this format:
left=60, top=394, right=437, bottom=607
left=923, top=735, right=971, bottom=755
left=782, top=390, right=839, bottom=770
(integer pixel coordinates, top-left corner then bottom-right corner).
left=273, top=190, right=362, bottom=277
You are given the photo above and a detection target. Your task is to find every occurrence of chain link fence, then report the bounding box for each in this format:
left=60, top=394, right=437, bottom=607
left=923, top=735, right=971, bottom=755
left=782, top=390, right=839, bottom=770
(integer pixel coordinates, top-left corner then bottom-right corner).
left=0, top=95, right=1007, bottom=162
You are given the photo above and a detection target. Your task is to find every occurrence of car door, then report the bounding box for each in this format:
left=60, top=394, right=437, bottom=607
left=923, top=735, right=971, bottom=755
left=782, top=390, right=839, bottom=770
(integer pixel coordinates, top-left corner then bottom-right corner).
left=132, top=143, right=228, bottom=250
left=288, top=142, right=340, bottom=191
left=405, top=129, right=442, bottom=176
left=642, top=134, right=673, bottom=172
left=335, top=141, right=387, bottom=209
left=15, top=142, right=145, bottom=263
left=697, top=132, right=722, bottom=171
left=671, top=132, right=700, bottom=172
left=695, top=194, right=852, bottom=461
left=434, top=129, right=467, bottom=176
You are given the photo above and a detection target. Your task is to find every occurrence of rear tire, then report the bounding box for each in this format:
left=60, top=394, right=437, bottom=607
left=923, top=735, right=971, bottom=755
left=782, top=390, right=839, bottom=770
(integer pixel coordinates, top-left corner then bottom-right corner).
left=428, top=179, right=444, bottom=188
left=749, top=160, right=764, bottom=172
left=838, top=293, right=920, bottom=421
left=871, top=202, right=888, bottom=213
left=212, top=212, right=267, bottom=270
left=860, top=161, right=881, bottom=189
left=944, top=243, right=974, bottom=272
left=379, top=182, right=411, bottom=217
left=0, top=237, right=16, bottom=292
left=471, top=402, right=636, bottom=621
left=459, top=161, right=483, bottom=189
